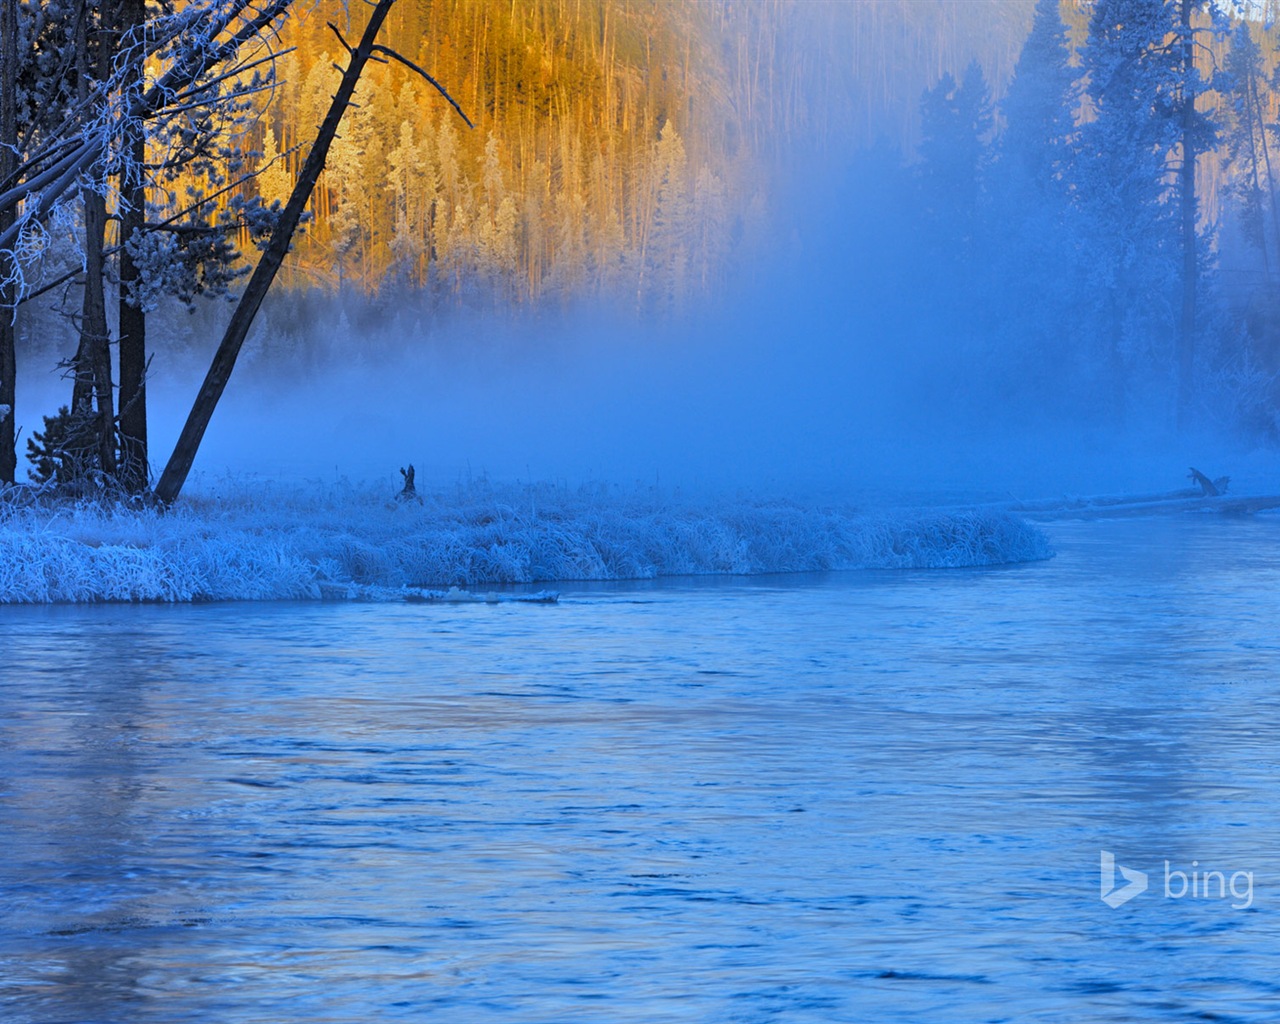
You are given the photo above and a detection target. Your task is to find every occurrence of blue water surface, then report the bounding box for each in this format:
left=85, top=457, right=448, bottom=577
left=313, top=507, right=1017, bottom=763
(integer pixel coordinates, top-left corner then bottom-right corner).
left=1, top=514, right=1278, bottom=1023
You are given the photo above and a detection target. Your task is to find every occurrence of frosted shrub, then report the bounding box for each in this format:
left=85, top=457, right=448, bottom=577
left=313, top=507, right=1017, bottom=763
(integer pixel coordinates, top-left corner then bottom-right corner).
left=0, top=481, right=1052, bottom=603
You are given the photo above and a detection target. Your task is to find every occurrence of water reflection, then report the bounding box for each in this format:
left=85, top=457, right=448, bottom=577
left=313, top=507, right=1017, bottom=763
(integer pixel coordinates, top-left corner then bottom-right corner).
left=2, top=516, right=1279, bottom=1022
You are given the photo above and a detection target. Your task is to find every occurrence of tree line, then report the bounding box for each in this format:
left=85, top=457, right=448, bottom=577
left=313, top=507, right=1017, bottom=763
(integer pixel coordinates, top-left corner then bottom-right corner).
left=1, top=0, right=1042, bottom=498
left=6, top=0, right=1280, bottom=501
left=234, top=0, right=1043, bottom=307
left=879, top=0, right=1280, bottom=434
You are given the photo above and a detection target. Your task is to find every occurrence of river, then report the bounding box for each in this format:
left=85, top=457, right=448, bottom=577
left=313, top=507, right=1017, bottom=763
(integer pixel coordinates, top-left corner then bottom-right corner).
left=2, top=514, right=1278, bottom=1022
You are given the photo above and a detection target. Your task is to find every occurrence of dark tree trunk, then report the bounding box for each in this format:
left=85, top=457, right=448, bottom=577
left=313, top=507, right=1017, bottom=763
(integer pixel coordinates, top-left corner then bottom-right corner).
left=71, top=2, right=116, bottom=476
left=154, top=0, right=398, bottom=504
left=1239, top=64, right=1272, bottom=283
left=0, top=0, right=17, bottom=484
left=1177, top=0, right=1197, bottom=430
left=1247, top=75, right=1280, bottom=282
left=76, top=187, right=117, bottom=477
left=117, top=0, right=148, bottom=492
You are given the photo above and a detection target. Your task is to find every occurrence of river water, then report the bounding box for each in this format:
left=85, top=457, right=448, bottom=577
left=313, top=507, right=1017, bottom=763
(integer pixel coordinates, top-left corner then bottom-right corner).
left=1, top=515, right=1278, bottom=1023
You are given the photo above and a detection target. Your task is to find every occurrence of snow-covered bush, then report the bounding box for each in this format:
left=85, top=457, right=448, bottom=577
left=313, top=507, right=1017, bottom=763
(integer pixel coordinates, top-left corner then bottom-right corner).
left=0, top=480, right=1053, bottom=603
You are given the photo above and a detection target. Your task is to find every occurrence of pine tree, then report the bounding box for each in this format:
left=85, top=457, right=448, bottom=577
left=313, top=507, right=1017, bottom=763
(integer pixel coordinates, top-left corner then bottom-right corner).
left=257, top=128, right=294, bottom=209
left=1223, top=22, right=1280, bottom=280
left=917, top=61, right=993, bottom=256
left=989, top=0, right=1084, bottom=397
left=387, top=120, right=426, bottom=285
left=1073, top=0, right=1222, bottom=420
left=643, top=120, right=691, bottom=311
left=117, top=0, right=148, bottom=493
left=1000, top=0, right=1079, bottom=193
left=0, top=0, right=17, bottom=484
left=327, top=98, right=376, bottom=289
left=692, top=165, right=727, bottom=293
left=1174, top=0, right=1222, bottom=426
left=1074, top=0, right=1182, bottom=406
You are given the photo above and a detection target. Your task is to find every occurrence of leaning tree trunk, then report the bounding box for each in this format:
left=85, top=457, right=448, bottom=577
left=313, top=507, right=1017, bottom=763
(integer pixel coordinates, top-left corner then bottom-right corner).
left=117, top=0, right=148, bottom=492
left=155, top=0, right=471, bottom=504
left=0, top=0, right=17, bottom=484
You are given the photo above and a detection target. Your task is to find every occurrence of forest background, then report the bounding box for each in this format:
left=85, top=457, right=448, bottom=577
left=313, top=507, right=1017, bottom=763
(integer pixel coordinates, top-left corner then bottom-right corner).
left=10, top=0, right=1280, bottom=492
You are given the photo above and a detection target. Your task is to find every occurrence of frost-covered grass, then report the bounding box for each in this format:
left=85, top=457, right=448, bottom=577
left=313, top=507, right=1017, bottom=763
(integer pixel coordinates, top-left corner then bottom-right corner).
left=0, top=480, right=1053, bottom=603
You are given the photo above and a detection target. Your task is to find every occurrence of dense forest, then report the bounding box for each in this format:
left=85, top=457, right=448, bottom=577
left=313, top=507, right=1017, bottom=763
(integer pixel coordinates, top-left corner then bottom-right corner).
left=8, top=0, right=1280, bottom=496
left=241, top=0, right=1038, bottom=305
left=856, top=0, right=1280, bottom=435
left=242, top=0, right=1280, bottom=433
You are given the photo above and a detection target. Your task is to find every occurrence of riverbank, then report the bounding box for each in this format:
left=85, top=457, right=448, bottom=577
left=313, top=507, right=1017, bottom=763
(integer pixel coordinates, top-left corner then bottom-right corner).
left=0, top=480, right=1052, bottom=603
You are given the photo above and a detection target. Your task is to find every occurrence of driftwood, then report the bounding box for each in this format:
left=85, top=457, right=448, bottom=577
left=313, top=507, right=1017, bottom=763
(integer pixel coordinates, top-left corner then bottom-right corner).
left=1017, top=493, right=1280, bottom=520
left=991, top=468, right=1280, bottom=520
left=1188, top=467, right=1229, bottom=497
left=404, top=588, right=559, bottom=605
left=397, top=464, right=420, bottom=502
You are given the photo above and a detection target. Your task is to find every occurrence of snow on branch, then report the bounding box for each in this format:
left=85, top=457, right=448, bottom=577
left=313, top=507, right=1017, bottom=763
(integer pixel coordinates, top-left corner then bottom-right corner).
left=0, top=0, right=299, bottom=308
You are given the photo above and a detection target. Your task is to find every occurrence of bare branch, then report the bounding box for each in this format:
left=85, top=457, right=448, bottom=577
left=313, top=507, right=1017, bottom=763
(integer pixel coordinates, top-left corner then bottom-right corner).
left=144, top=222, right=242, bottom=235
left=370, top=44, right=475, bottom=128
left=327, top=22, right=355, bottom=55
left=22, top=264, right=108, bottom=307
left=0, top=137, right=81, bottom=196
left=155, top=81, right=281, bottom=119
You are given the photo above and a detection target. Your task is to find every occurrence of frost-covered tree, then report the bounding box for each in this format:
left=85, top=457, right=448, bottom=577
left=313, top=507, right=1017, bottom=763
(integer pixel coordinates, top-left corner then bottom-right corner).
left=1074, top=0, right=1182, bottom=409
left=1074, top=0, right=1222, bottom=421
left=0, top=0, right=294, bottom=489
left=386, top=119, right=427, bottom=285
left=586, top=151, right=625, bottom=296
left=642, top=121, right=692, bottom=312
left=1173, top=0, right=1224, bottom=424
left=917, top=60, right=993, bottom=259
left=256, top=127, right=294, bottom=209
left=692, top=165, right=727, bottom=294
left=327, top=97, right=375, bottom=288
left=1222, top=21, right=1278, bottom=276
left=476, top=136, right=519, bottom=300
left=0, top=1, right=18, bottom=485
left=117, top=0, right=149, bottom=491
left=1000, top=0, right=1079, bottom=194
left=987, top=0, right=1084, bottom=401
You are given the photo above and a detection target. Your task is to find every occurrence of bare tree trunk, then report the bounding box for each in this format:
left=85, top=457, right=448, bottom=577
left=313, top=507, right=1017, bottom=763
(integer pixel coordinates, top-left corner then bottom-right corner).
left=1248, top=75, right=1280, bottom=281
left=117, top=0, right=148, bottom=492
left=1240, top=63, right=1273, bottom=283
left=71, top=3, right=116, bottom=477
left=1177, top=0, right=1196, bottom=430
left=157, top=0, right=471, bottom=504
left=77, top=187, right=116, bottom=477
left=0, top=0, right=17, bottom=484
